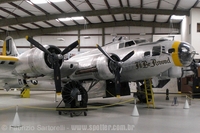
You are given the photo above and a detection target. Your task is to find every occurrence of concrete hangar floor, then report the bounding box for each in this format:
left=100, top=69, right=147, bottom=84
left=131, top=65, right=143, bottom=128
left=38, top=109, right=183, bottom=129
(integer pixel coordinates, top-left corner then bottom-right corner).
left=0, top=90, right=199, bottom=133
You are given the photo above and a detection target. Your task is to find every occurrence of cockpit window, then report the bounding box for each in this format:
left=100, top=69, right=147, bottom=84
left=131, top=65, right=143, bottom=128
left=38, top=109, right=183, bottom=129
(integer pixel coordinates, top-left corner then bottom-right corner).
left=144, top=51, right=151, bottom=57
left=119, top=41, right=135, bottom=49
left=152, top=46, right=161, bottom=56
left=125, top=41, right=135, bottom=47
left=168, top=48, right=175, bottom=53
left=181, top=47, right=189, bottom=52
left=135, top=39, right=147, bottom=44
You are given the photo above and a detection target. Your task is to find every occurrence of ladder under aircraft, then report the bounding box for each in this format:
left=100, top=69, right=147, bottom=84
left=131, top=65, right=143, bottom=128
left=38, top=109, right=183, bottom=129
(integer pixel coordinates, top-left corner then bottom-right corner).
left=144, top=79, right=155, bottom=108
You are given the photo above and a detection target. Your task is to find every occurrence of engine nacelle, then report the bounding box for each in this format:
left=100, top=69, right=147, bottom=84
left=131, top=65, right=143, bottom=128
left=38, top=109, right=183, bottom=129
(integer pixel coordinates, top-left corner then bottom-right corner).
left=70, top=55, right=114, bottom=80
left=14, top=45, right=62, bottom=77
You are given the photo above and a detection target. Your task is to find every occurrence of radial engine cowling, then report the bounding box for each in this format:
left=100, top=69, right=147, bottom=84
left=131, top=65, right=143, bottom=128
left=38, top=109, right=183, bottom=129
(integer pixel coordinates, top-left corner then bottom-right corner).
left=96, top=54, right=115, bottom=79
left=14, top=45, right=62, bottom=77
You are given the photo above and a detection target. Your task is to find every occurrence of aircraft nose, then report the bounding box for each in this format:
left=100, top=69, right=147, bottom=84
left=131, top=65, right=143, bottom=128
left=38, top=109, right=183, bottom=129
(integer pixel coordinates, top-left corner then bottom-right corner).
left=178, top=42, right=195, bottom=66
left=171, top=41, right=196, bottom=67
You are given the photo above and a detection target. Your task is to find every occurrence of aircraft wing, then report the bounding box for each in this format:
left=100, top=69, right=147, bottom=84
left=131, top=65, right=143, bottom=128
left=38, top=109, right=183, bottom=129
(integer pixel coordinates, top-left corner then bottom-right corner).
left=0, top=56, right=18, bottom=76
left=0, top=55, right=23, bottom=90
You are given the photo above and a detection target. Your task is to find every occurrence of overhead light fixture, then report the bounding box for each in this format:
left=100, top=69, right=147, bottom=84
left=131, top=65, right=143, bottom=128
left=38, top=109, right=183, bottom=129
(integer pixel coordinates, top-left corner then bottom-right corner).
left=72, top=16, right=84, bottom=20
left=26, top=0, right=33, bottom=5
left=57, top=38, right=65, bottom=41
left=29, top=0, right=47, bottom=4
left=84, top=36, right=90, bottom=39
left=56, top=16, right=84, bottom=22
left=49, top=0, right=65, bottom=2
left=171, top=15, right=185, bottom=20
left=27, top=0, right=65, bottom=4
left=57, top=18, right=72, bottom=22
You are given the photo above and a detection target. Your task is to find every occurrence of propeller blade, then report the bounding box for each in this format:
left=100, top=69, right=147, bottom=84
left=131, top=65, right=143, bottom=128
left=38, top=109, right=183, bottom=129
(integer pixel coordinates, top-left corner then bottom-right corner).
left=61, top=40, right=79, bottom=55
left=121, top=51, right=134, bottom=62
left=53, top=55, right=62, bottom=93
left=96, top=44, right=116, bottom=63
left=26, top=36, right=52, bottom=55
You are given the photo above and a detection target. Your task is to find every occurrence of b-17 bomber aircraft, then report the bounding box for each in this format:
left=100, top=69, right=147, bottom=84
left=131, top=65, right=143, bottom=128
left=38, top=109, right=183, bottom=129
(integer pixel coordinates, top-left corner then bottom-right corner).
left=63, top=37, right=197, bottom=104
left=0, top=36, right=197, bottom=108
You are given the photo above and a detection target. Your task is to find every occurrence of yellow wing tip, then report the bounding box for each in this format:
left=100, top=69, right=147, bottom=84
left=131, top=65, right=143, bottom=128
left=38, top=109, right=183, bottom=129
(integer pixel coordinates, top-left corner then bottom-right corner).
left=78, top=40, right=80, bottom=44
left=25, top=36, right=29, bottom=40
left=96, top=44, right=99, bottom=47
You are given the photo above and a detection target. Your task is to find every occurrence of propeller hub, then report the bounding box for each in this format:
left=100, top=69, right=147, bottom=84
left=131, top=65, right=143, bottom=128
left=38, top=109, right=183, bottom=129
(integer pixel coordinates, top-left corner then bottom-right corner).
left=118, top=62, right=123, bottom=67
left=108, top=54, right=121, bottom=73
left=57, top=54, right=63, bottom=60
left=44, top=45, right=62, bottom=69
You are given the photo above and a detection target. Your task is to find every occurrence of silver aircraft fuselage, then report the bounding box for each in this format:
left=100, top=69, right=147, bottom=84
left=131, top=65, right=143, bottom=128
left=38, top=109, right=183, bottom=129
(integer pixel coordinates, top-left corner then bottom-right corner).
left=67, top=38, right=195, bottom=82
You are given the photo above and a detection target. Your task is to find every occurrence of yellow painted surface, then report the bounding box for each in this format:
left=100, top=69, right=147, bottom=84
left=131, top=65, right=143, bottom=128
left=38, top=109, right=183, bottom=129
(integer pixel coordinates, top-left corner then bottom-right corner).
left=2, top=41, right=6, bottom=56
left=116, top=95, right=120, bottom=98
left=25, top=36, right=29, bottom=40
left=56, top=93, right=61, bottom=95
left=171, top=41, right=182, bottom=67
left=21, top=88, right=30, bottom=98
left=0, top=56, right=18, bottom=61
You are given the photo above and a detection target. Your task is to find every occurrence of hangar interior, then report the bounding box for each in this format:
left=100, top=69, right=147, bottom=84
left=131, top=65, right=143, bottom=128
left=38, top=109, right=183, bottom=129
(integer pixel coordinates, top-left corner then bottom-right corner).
left=0, top=0, right=200, bottom=133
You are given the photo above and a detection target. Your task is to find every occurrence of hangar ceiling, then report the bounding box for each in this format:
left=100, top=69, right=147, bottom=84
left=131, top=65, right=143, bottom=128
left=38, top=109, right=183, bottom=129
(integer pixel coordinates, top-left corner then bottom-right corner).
left=0, top=0, right=199, bottom=39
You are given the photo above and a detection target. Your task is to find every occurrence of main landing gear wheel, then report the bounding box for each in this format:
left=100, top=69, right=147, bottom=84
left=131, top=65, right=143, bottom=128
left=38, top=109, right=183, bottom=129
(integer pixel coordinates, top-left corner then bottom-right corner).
left=136, top=91, right=146, bottom=103
left=136, top=84, right=147, bottom=103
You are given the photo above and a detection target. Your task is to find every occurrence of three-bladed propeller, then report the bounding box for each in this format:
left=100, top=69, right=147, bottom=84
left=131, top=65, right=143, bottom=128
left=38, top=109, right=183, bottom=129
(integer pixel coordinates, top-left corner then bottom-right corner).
left=26, top=36, right=79, bottom=94
left=96, top=44, right=134, bottom=97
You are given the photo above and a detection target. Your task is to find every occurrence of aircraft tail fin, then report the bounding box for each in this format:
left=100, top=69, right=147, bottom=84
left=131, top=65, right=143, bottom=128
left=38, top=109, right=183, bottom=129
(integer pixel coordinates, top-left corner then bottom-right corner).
left=2, top=36, right=19, bottom=56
